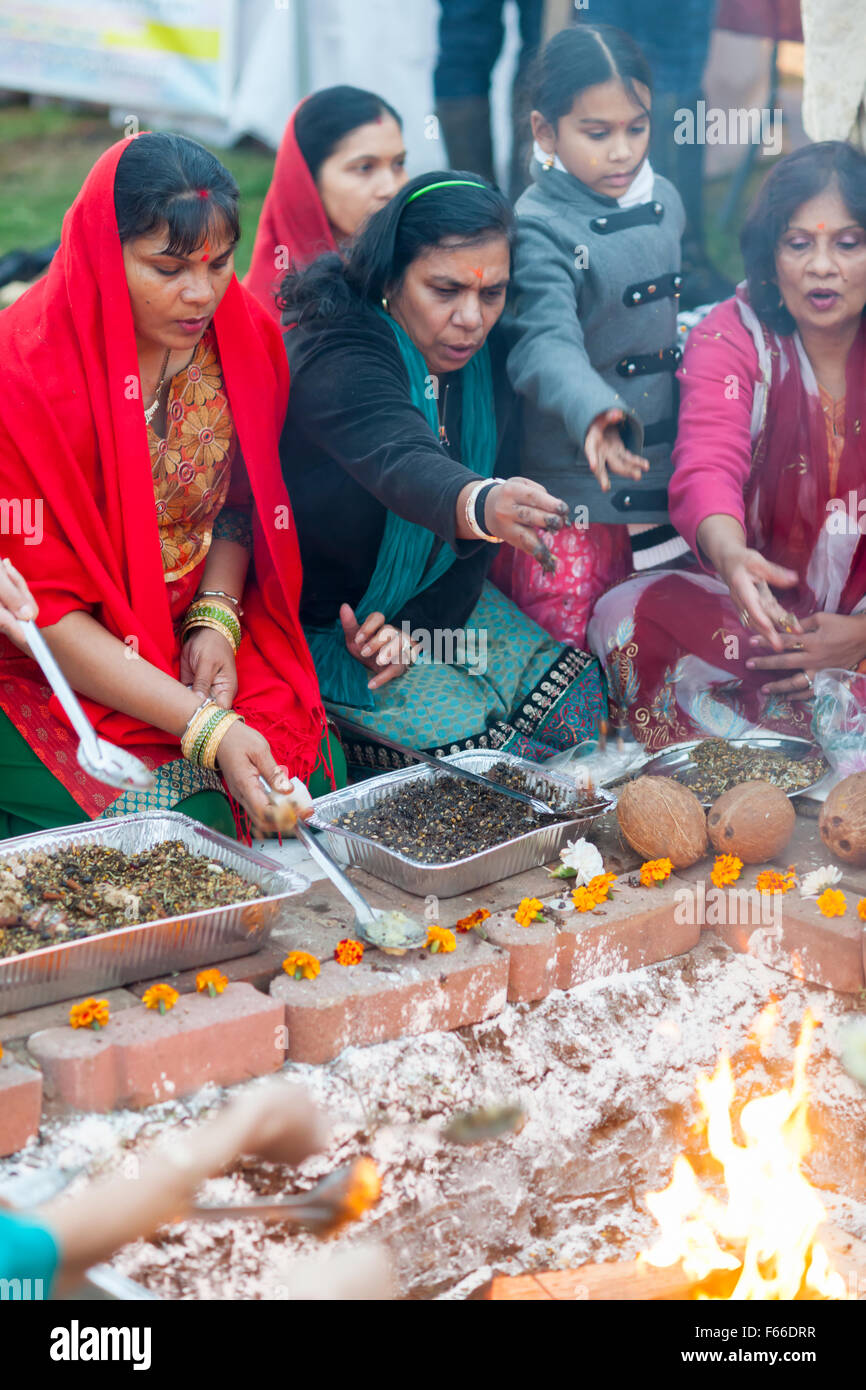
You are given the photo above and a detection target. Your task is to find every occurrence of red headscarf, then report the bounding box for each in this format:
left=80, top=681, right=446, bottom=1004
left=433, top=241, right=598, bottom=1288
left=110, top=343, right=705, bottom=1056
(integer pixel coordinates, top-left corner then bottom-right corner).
left=0, top=135, right=330, bottom=817
left=243, top=102, right=337, bottom=322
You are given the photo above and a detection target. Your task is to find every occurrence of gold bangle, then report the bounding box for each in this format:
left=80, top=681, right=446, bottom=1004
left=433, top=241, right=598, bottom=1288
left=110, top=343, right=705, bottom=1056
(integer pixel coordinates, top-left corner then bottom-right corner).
left=181, top=616, right=240, bottom=655
left=201, top=710, right=243, bottom=770
left=182, top=600, right=242, bottom=653
left=181, top=699, right=219, bottom=761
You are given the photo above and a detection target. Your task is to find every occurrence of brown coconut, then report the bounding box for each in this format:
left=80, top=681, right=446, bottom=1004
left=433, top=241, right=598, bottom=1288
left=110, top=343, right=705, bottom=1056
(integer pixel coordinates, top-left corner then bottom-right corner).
left=819, top=771, right=866, bottom=866
left=707, top=780, right=795, bottom=863
left=617, top=776, right=707, bottom=868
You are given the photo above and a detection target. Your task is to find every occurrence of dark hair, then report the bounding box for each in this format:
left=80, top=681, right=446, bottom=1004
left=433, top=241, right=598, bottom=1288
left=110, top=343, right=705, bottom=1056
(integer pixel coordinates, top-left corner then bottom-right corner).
left=278, top=170, right=515, bottom=322
left=741, top=141, right=866, bottom=334
left=294, top=85, right=402, bottom=182
left=532, top=23, right=652, bottom=127
left=114, top=132, right=240, bottom=255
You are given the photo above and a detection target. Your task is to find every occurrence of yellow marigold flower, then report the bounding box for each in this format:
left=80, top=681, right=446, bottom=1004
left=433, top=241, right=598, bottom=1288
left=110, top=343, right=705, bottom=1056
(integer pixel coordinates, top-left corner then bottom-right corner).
left=334, top=938, right=364, bottom=966
left=455, top=908, right=491, bottom=933
left=425, top=924, right=456, bottom=954
left=514, top=896, right=544, bottom=927
left=711, top=854, right=743, bottom=889
left=142, top=983, right=180, bottom=1015
left=196, top=968, right=228, bottom=997
left=587, top=872, right=617, bottom=902
left=858, top=898, right=866, bottom=922
left=639, top=857, right=673, bottom=887
left=756, top=869, right=795, bottom=895
left=69, top=997, right=110, bottom=1030
left=282, top=950, right=321, bottom=981
left=342, top=1157, right=382, bottom=1221
left=817, top=887, right=847, bottom=918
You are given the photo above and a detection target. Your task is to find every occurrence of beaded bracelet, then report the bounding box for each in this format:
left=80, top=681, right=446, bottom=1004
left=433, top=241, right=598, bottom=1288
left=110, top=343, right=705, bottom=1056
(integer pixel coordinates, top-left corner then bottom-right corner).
left=181, top=599, right=242, bottom=653
left=200, top=709, right=243, bottom=770
left=181, top=699, right=220, bottom=762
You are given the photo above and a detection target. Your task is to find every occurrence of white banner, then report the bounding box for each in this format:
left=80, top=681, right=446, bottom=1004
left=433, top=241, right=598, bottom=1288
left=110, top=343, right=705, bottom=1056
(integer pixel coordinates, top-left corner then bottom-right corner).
left=0, top=0, right=238, bottom=120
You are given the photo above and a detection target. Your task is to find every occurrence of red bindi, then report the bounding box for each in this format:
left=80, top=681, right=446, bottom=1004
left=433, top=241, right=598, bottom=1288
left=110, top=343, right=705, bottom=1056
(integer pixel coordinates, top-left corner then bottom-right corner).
left=200, top=238, right=210, bottom=263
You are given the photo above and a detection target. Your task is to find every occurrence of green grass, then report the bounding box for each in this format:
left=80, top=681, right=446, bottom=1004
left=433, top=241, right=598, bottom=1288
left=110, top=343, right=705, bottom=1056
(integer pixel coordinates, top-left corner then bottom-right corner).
left=0, top=102, right=276, bottom=277
left=0, top=97, right=761, bottom=284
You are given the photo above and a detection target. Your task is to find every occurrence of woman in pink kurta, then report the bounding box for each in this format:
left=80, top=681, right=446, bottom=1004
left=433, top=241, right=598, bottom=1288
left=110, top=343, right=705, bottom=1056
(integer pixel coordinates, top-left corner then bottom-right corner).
left=587, top=141, right=866, bottom=750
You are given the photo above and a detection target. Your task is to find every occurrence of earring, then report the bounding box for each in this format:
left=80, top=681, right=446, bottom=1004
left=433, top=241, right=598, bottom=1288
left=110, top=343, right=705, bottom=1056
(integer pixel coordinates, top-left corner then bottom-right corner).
left=543, top=153, right=555, bottom=171
left=381, top=296, right=389, bottom=312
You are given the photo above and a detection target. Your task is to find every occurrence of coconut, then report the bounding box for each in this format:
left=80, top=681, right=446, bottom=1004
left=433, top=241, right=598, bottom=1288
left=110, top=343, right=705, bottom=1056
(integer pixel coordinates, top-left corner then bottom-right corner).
left=707, top=780, right=795, bottom=863
left=819, top=771, right=866, bottom=866
left=617, top=776, right=707, bottom=868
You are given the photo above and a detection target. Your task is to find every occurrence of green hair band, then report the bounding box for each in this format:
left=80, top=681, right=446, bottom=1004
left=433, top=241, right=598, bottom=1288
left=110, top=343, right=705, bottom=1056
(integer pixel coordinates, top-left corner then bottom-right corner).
left=406, top=179, right=488, bottom=203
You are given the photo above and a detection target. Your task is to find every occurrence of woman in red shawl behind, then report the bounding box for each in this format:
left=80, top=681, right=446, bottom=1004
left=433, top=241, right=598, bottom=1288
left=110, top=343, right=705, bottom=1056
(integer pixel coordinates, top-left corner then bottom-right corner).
left=0, top=132, right=342, bottom=839
left=244, top=86, right=408, bottom=320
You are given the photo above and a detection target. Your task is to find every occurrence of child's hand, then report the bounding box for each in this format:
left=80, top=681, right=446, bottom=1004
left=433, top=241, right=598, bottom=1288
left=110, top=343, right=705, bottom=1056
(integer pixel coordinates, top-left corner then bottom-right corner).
left=584, top=409, right=649, bottom=493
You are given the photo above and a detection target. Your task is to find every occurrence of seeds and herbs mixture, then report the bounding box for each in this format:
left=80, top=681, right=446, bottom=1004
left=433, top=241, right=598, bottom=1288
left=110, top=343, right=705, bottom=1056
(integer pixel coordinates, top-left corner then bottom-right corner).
left=0, top=840, right=259, bottom=958
left=671, top=739, right=826, bottom=802
left=333, top=763, right=601, bottom=864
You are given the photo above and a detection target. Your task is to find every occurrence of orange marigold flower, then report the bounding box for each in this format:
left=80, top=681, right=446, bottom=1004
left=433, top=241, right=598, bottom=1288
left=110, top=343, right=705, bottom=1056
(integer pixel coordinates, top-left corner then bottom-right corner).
left=334, top=938, right=364, bottom=966
left=756, top=869, right=795, bottom=895
left=640, top=857, right=673, bottom=887
left=587, top=872, right=617, bottom=902
left=858, top=898, right=866, bottom=922
left=711, top=854, right=743, bottom=889
left=572, top=884, right=598, bottom=912
left=342, top=1157, right=382, bottom=1221
left=817, top=887, right=847, bottom=918
left=282, top=950, right=321, bottom=981
left=142, top=983, right=180, bottom=1015
left=196, top=968, right=228, bottom=997
left=69, top=997, right=110, bottom=1030
left=455, top=908, right=491, bottom=933
left=425, top=924, right=456, bottom=954
left=514, top=896, right=544, bottom=927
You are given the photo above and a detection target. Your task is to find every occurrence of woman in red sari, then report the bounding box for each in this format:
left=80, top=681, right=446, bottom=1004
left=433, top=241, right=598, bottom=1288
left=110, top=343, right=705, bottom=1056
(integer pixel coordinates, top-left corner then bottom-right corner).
left=0, top=133, right=339, bottom=838
left=588, top=142, right=866, bottom=749
left=245, top=86, right=408, bottom=320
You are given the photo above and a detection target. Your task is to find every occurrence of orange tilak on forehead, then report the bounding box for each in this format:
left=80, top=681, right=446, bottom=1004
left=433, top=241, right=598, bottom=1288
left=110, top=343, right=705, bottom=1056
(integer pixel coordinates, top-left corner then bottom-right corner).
left=200, top=238, right=210, bottom=263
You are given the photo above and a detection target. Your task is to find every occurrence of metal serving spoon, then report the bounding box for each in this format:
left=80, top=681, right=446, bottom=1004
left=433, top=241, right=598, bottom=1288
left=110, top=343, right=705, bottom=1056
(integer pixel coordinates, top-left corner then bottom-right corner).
left=258, top=777, right=427, bottom=952
left=21, top=620, right=154, bottom=792
left=189, top=1156, right=378, bottom=1233
left=331, top=715, right=572, bottom=819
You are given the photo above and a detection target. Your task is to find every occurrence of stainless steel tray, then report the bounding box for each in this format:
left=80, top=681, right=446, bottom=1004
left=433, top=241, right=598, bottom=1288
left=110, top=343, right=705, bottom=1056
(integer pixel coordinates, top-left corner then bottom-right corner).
left=309, top=750, right=616, bottom=898
left=640, top=736, right=826, bottom=806
left=0, top=812, right=308, bottom=1014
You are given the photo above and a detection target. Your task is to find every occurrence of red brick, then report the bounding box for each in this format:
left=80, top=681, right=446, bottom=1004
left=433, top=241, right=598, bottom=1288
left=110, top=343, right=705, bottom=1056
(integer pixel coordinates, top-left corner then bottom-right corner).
left=127, top=940, right=292, bottom=999
left=0, top=1058, right=42, bottom=1157
left=712, top=866, right=865, bottom=995
left=269, top=928, right=508, bottom=1065
left=485, top=873, right=701, bottom=1002
left=28, top=983, right=285, bottom=1112
left=0, top=989, right=141, bottom=1045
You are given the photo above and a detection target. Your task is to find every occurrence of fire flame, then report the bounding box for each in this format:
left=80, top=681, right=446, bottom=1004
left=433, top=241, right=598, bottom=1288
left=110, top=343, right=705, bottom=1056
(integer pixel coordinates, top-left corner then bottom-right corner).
left=639, top=1010, right=848, bottom=1299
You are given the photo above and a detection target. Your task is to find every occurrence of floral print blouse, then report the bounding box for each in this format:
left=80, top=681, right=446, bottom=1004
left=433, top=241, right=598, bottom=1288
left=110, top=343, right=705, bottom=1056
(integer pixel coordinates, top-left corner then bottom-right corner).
left=147, top=328, right=251, bottom=582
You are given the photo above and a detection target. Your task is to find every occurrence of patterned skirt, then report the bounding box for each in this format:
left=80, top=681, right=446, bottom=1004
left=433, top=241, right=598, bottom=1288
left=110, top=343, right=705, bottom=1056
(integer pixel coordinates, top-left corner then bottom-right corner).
left=328, top=582, right=604, bottom=773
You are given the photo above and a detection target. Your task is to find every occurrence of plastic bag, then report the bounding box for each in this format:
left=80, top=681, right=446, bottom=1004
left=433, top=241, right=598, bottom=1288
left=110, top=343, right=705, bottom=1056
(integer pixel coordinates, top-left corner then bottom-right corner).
left=811, top=667, right=866, bottom=782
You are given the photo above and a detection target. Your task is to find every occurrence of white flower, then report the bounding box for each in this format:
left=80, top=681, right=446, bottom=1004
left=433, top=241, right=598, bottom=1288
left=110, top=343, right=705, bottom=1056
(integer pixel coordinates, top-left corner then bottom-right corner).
left=558, top=837, right=604, bottom=884
left=799, top=865, right=842, bottom=898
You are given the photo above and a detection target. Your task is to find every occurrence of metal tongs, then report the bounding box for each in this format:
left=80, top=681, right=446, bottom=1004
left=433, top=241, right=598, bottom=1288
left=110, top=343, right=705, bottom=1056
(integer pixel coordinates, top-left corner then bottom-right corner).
left=189, top=1157, right=376, bottom=1233
left=21, top=620, right=154, bottom=793
left=331, top=715, right=591, bottom=818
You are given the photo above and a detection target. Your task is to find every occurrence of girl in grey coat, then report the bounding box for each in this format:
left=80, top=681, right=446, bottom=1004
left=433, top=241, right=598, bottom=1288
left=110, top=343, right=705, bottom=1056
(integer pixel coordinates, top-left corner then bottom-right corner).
left=493, top=24, right=690, bottom=647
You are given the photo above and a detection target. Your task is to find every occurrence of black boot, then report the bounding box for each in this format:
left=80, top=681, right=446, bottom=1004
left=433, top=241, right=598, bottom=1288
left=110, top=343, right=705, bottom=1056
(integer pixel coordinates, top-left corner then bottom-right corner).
left=435, top=95, right=496, bottom=185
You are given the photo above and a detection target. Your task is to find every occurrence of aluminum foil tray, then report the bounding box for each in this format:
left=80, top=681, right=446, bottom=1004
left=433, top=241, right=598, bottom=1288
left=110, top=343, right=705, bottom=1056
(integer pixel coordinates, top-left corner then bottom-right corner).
left=640, top=735, right=826, bottom=806
left=0, top=812, right=307, bottom=1014
left=309, top=750, right=616, bottom=898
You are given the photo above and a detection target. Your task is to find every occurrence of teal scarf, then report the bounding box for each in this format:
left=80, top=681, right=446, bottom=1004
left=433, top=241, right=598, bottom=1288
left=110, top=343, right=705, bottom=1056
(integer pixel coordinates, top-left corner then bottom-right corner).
left=306, top=308, right=497, bottom=708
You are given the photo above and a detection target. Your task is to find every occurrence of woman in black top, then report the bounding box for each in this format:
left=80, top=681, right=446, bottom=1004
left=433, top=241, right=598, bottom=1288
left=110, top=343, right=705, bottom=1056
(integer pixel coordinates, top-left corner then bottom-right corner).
left=278, top=171, right=603, bottom=770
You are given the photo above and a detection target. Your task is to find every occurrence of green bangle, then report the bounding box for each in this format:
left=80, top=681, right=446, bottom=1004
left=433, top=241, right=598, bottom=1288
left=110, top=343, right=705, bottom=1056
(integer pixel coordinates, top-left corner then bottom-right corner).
left=182, top=601, right=242, bottom=651
left=188, top=709, right=228, bottom=766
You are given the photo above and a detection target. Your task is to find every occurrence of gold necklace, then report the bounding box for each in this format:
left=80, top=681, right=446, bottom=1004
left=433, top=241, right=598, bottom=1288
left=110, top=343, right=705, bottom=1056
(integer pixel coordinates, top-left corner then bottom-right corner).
left=143, top=348, right=171, bottom=426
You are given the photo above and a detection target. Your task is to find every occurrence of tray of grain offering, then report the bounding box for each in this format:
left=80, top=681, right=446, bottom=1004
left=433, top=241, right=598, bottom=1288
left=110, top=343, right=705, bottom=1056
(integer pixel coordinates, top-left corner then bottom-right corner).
left=308, top=750, right=616, bottom=897
left=640, top=736, right=827, bottom=807
left=0, top=812, right=307, bottom=1013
